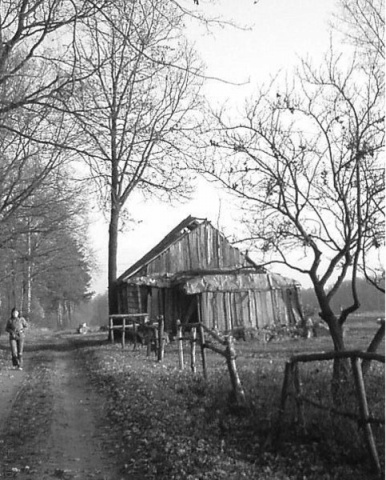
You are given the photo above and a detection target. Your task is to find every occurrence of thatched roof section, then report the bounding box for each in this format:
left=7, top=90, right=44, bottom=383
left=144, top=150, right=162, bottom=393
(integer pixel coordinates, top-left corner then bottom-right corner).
left=124, top=268, right=300, bottom=294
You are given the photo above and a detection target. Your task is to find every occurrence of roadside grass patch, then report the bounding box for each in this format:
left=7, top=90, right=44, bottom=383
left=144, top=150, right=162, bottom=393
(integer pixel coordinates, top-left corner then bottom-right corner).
left=73, top=330, right=384, bottom=480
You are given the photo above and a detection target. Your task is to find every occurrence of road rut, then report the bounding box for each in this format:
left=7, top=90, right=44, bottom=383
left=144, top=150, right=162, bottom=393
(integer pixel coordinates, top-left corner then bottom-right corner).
left=0, top=333, right=124, bottom=480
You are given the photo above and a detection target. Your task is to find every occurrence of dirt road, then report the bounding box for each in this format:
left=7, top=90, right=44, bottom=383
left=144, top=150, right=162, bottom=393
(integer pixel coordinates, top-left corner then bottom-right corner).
left=0, top=331, right=125, bottom=480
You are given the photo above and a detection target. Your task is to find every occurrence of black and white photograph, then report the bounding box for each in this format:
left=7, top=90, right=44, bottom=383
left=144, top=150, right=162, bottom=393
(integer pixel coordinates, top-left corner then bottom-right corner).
left=0, top=1, right=384, bottom=479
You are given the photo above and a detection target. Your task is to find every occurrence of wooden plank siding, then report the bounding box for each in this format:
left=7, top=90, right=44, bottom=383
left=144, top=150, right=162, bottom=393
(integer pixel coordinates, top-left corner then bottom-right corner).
left=115, top=217, right=303, bottom=335
left=118, top=284, right=300, bottom=334
left=198, top=289, right=295, bottom=332
left=144, top=223, right=247, bottom=276
left=118, top=284, right=140, bottom=314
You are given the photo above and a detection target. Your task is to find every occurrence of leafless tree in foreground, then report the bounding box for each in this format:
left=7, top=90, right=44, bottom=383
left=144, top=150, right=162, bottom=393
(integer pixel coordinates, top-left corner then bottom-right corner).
left=198, top=45, right=384, bottom=385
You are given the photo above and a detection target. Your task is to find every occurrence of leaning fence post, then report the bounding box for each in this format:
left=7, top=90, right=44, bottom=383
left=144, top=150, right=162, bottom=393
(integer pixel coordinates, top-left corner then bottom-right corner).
left=362, top=320, right=385, bottom=376
left=225, top=335, right=246, bottom=405
left=351, top=356, right=381, bottom=475
left=191, top=326, right=197, bottom=374
left=121, top=317, right=126, bottom=349
left=198, top=323, right=207, bottom=380
left=177, top=320, right=184, bottom=370
left=158, top=315, right=165, bottom=361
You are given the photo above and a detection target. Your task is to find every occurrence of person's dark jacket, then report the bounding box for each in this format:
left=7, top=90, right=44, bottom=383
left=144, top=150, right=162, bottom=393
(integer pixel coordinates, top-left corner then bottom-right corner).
left=6, top=317, right=28, bottom=339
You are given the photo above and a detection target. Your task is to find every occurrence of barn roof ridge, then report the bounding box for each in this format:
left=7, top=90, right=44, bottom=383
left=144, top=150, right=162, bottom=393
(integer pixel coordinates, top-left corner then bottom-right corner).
left=117, top=215, right=208, bottom=282
left=117, top=215, right=258, bottom=283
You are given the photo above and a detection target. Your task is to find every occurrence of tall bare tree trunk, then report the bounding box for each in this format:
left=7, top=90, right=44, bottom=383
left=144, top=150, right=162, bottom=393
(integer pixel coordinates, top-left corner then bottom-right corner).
left=57, top=303, right=63, bottom=329
left=108, top=202, right=120, bottom=315
left=68, top=301, right=73, bottom=328
left=11, top=254, right=17, bottom=309
left=25, top=225, right=32, bottom=318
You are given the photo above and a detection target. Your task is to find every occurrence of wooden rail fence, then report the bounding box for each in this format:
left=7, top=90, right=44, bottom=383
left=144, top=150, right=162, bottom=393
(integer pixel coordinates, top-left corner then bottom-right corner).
left=276, top=350, right=385, bottom=476
left=108, top=315, right=246, bottom=405
left=176, top=320, right=246, bottom=405
left=109, top=314, right=169, bottom=361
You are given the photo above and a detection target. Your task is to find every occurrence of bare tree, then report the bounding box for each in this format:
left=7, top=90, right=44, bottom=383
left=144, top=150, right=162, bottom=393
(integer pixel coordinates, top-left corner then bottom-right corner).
left=0, top=0, right=112, bottom=115
left=0, top=108, right=73, bottom=233
left=333, top=0, right=385, bottom=296
left=0, top=164, right=92, bottom=322
left=333, top=0, right=385, bottom=60
left=198, top=42, right=384, bottom=385
left=0, top=1, right=110, bottom=235
left=63, top=0, right=203, bottom=312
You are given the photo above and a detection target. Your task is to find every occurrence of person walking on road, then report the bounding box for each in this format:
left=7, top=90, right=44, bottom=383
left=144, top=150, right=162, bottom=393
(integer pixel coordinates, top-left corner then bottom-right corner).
left=6, top=307, right=28, bottom=370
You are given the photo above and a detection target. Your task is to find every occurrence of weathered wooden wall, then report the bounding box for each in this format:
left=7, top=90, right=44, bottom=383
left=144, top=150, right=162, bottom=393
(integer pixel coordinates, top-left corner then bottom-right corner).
left=116, top=218, right=303, bottom=333
left=199, top=287, right=302, bottom=331
left=118, top=285, right=301, bottom=334
left=146, top=222, right=247, bottom=275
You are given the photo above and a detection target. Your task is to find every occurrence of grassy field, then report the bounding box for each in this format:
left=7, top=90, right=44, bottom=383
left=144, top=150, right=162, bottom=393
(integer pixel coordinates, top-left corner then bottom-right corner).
left=68, top=313, right=384, bottom=480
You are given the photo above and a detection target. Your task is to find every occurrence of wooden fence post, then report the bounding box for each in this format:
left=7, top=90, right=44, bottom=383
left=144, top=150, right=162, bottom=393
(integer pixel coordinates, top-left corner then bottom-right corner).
left=280, top=362, right=293, bottom=417
left=292, top=362, right=305, bottom=430
left=225, top=335, right=246, bottom=405
left=153, top=325, right=159, bottom=358
left=109, top=317, right=114, bottom=344
left=268, top=361, right=293, bottom=446
left=191, top=326, right=197, bottom=373
left=121, top=317, right=126, bottom=349
left=158, top=315, right=165, bottom=361
left=146, top=324, right=152, bottom=357
left=198, top=323, right=207, bottom=380
left=133, top=321, right=137, bottom=350
left=177, top=320, right=184, bottom=370
left=362, top=320, right=385, bottom=376
left=351, top=357, right=381, bottom=475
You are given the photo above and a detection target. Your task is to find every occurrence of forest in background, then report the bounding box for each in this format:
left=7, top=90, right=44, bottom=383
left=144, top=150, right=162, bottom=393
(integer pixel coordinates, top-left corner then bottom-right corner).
left=302, top=278, right=385, bottom=317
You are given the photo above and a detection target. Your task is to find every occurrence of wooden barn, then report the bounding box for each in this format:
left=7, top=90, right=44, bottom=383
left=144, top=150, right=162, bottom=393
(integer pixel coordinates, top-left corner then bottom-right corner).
left=115, top=216, right=303, bottom=334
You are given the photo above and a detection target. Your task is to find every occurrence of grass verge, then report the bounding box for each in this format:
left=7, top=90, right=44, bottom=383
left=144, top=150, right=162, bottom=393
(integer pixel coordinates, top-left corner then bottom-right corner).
left=73, top=332, right=384, bottom=480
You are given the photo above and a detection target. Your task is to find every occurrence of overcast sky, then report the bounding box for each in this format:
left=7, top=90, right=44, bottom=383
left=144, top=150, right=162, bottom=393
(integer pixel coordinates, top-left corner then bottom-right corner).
left=89, top=0, right=337, bottom=294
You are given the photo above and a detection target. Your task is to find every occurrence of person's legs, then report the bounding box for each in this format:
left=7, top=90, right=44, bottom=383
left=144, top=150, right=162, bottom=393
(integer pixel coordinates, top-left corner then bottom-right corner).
left=9, top=338, right=18, bottom=367
left=17, top=337, right=25, bottom=368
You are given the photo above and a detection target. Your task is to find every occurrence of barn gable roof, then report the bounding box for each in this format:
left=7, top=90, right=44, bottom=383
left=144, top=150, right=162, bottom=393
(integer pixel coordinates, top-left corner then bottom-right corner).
left=117, top=215, right=259, bottom=283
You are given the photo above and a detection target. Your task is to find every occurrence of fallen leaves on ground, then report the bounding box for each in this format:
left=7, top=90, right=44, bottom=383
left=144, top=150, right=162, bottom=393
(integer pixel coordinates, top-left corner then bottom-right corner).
left=76, top=336, right=383, bottom=480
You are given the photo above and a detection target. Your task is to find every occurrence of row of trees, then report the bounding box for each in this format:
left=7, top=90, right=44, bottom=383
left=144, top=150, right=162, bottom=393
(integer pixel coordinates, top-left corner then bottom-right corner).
left=0, top=0, right=206, bottom=326
left=0, top=0, right=102, bottom=326
left=0, top=155, right=93, bottom=327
